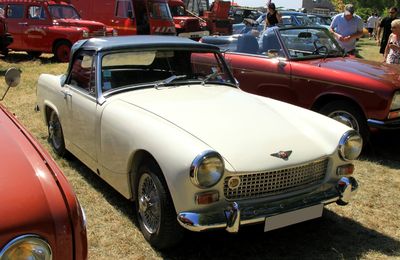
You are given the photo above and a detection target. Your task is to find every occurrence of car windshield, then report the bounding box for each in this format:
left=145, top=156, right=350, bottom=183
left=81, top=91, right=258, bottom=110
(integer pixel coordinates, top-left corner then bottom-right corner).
left=100, top=49, right=235, bottom=92
left=278, top=27, right=343, bottom=59
left=48, top=5, right=80, bottom=19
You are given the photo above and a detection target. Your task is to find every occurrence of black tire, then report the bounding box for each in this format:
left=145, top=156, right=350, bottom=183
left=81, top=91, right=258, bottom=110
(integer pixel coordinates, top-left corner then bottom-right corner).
left=135, top=162, right=184, bottom=249
left=48, top=110, right=67, bottom=156
left=319, top=100, right=369, bottom=143
left=53, top=41, right=71, bottom=62
left=27, top=51, right=42, bottom=58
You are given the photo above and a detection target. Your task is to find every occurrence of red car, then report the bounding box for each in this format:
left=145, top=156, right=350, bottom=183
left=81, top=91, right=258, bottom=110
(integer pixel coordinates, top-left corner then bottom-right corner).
left=0, top=0, right=115, bottom=61
left=0, top=68, right=87, bottom=259
left=200, top=26, right=400, bottom=143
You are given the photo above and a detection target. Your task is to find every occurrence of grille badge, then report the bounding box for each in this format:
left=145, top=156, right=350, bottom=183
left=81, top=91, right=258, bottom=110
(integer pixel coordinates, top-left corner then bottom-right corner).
left=271, top=150, right=292, bottom=161
left=227, top=176, right=241, bottom=190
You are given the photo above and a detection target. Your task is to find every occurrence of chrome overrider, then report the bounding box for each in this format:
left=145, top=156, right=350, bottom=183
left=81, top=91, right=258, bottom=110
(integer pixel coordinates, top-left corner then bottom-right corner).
left=177, top=176, right=358, bottom=232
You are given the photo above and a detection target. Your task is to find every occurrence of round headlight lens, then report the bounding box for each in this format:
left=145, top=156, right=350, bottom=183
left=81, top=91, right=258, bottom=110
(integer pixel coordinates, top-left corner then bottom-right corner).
left=0, top=235, right=52, bottom=260
left=339, top=130, right=363, bottom=161
left=190, top=151, right=224, bottom=188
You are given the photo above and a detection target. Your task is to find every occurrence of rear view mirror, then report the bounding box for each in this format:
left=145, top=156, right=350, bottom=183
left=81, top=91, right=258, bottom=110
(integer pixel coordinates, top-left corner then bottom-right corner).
left=298, top=32, right=312, bottom=38
left=1, top=67, right=21, bottom=101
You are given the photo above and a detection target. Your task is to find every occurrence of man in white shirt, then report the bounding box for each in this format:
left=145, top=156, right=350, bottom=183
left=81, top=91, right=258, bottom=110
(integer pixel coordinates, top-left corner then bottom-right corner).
left=367, top=13, right=379, bottom=39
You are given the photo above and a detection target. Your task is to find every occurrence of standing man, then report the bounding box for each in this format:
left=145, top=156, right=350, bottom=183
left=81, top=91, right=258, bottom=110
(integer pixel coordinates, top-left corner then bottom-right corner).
left=330, top=4, right=364, bottom=55
left=367, top=12, right=379, bottom=40
left=377, top=7, right=398, bottom=54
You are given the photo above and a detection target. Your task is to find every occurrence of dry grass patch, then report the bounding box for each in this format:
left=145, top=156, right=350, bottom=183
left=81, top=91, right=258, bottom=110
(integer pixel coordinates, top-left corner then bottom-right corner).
left=0, top=46, right=399, bottom=259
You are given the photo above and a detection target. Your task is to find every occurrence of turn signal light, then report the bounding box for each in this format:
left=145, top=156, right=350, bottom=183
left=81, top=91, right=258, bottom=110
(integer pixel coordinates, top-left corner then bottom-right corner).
left=195, top=191, right=219, bottom=205
left=337, top=164, right=354, bottom=176
left=388, top=110, right=400, bottom=119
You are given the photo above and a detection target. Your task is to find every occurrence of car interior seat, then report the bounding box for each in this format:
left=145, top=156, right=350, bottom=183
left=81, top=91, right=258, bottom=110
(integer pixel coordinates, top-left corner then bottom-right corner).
left=261, top=33, right=282, bottom=56
left=236, top=34, right=259, bottom=54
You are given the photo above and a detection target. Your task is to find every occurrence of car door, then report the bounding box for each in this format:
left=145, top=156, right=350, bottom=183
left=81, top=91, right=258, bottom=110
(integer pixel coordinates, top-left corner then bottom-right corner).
left=62, top=51, right=98, bottom=168
left=24, top=4, right=52, bottom=52
left=227, top=31, right=293, bottom=103
left=4, top=4, right=25, bottom=50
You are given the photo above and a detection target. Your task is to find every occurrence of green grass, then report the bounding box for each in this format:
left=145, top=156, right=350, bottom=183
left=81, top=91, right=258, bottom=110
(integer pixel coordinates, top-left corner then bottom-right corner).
left=357, top=37, right=383, bottom=62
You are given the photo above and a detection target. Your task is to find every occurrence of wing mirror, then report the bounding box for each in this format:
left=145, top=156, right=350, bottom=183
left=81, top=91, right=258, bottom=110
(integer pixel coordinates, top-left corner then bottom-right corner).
left=1, top=67, right=21, bottom=101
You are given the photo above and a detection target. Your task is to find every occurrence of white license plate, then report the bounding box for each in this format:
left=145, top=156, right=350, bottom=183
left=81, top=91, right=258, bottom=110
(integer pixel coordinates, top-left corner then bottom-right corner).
left=264, top=204, right=323, bottom=232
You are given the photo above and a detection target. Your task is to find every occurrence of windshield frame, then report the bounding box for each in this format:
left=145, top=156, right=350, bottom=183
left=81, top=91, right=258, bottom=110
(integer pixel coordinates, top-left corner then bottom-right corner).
left=96, top=48, right=237, bottom=98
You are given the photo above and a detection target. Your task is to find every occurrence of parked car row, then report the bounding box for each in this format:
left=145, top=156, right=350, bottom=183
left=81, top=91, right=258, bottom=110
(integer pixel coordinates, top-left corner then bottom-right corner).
left=1, top=3, right=392, bottom=255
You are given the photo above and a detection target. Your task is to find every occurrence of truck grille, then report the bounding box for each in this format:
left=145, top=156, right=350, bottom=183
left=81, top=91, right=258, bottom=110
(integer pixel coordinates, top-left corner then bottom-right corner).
left=89, top=30, right=106, bottom=37
left=185, top=20, right=201, bottom=31
left=223, top=158, right=328, bottom=200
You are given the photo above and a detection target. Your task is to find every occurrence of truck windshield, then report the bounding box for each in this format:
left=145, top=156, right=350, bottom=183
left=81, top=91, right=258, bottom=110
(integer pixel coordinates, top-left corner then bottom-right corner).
left=48, top=5, right=81, bottom=19
left=150, top=2, right=172, bottom=20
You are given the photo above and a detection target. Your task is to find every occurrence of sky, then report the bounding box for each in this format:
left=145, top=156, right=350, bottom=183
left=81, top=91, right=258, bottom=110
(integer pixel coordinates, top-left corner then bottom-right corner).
left=233, top=0, right=302, bottom=10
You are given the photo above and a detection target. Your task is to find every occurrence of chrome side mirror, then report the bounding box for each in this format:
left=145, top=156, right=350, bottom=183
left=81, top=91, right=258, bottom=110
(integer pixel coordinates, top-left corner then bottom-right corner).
left=1, top=67, right=21, bottom=101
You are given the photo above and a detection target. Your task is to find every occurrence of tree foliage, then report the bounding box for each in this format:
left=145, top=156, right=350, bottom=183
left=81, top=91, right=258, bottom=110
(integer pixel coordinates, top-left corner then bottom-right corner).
left=330, top=0, right=399, bottom=20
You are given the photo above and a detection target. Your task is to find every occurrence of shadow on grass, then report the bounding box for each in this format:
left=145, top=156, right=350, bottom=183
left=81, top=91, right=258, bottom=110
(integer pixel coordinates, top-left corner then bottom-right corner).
left=361, top=129, right=400, bottom=169
left=63, top=153, right=400, bottom=259
left=0, top=52, right=61, bottom=64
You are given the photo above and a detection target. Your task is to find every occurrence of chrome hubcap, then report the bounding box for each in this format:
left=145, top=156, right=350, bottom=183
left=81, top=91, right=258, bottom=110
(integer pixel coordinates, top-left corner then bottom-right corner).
left=328, top=111, right=359, bottom=132
left=138, top=173, right=161, bottom=234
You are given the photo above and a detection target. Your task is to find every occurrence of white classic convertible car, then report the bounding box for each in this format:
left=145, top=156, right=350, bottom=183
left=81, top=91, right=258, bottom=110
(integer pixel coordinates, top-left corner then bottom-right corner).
left=36, top=36, right=362, bottom=249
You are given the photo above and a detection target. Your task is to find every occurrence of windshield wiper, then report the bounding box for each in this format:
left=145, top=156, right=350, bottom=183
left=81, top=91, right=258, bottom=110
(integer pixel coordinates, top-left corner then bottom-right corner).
left=201, top=68, right=223, bottom=86
left=154, top=75, right=187, bottom=89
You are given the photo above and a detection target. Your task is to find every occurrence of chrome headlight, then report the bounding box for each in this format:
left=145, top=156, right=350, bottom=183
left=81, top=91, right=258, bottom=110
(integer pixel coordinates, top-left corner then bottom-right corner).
left=190, top=150, right=224, bottom=188
left=338, top=130, right=363, bottom=161
left=0, top=235, right=52, bottom=260
left=390, top=91, right=400, bottom=110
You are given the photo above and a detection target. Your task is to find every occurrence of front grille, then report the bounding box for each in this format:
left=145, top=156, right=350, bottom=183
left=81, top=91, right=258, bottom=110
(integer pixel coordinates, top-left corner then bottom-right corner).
left=224, top=158, right=328, bottom=200
left=90, top=30, right=106, bottom=37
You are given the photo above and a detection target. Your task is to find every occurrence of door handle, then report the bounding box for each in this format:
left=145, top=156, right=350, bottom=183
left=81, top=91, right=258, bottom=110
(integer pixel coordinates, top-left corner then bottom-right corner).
left=61, top=89, right=72, bottom=99
left=18, top=22, right=28, bottom=26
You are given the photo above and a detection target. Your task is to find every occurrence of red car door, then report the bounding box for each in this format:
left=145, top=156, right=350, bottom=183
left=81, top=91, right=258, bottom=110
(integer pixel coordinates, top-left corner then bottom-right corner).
left=5, top=3, right=26, bottom=50
left=228, top=54, right=293, bottom=104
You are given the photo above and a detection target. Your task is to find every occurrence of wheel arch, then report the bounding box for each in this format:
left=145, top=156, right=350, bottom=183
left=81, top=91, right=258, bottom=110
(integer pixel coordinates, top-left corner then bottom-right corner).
left=52, top=38, right=72, bottom=53
left=128, top=150, right=169, bottom=201
left=311, top=93, right=366, bottom=117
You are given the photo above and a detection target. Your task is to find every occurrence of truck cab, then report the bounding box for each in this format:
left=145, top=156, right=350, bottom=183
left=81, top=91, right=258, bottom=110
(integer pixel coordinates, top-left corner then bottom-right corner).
left=70, top=0, right=176, bottom=36
left=0, top=0, right=115, bottom=62
left=168, top=0, right=209, bottom=40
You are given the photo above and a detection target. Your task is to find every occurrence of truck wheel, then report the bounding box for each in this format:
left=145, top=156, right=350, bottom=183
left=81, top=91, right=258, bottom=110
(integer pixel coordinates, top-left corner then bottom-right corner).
left=54, top=41, right=71, bottom=62
left=48, top=110, right=66, bottom=156
left=135, top=162, right=183, bottom=249
left=27, top=51, right=42, bottom=58
left=319, top=100, right=369, bottom=143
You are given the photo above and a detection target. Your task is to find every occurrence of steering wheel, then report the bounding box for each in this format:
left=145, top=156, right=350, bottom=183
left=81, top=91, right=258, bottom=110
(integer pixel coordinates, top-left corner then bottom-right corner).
left=312, top=45, right=328, bottom=55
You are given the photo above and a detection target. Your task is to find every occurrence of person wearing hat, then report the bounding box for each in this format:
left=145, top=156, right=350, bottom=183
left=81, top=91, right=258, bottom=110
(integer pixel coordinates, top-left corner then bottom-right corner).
left=329, top=4, right=364, bottom=55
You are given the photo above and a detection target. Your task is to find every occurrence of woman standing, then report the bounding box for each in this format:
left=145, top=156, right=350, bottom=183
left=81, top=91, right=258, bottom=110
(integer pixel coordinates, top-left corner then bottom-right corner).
left=384, top=19, right=400, bottom=64
left=264, top=3, right=282, bottom=28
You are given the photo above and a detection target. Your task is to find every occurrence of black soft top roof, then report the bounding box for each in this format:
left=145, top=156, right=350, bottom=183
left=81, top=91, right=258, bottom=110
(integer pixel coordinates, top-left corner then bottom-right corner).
left=72, top=35, right=220, bottom=55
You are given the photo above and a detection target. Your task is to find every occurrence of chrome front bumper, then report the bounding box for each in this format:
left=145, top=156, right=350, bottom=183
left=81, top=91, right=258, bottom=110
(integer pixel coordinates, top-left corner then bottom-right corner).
left=177, top=177, right=358, bottom=233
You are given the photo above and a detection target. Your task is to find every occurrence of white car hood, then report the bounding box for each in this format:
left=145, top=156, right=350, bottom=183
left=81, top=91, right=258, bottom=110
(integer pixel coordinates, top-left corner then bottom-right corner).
left=118, top=85, right=349, bottom=171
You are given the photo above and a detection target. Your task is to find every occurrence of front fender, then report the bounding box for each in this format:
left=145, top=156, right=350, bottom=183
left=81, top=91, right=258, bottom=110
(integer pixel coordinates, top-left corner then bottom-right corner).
left=98, top=99, right=233, bottom=213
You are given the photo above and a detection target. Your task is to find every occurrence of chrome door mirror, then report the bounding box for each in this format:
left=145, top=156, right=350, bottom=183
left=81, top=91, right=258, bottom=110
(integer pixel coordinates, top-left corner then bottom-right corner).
left=1, top=67, right=21, bottom=101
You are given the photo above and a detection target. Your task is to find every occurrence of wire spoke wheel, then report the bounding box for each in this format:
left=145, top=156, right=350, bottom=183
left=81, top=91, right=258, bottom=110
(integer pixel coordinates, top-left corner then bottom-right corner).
left=138, top=172, right=161, bottom=234
left=48, top=110, right=66, bottom=156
